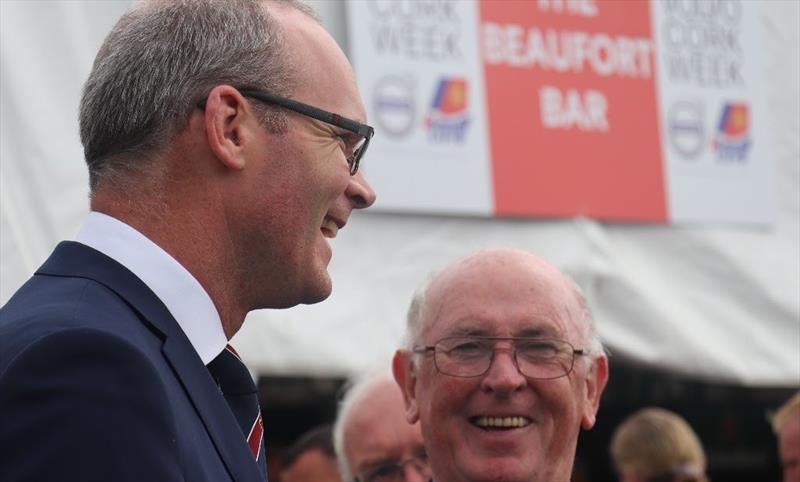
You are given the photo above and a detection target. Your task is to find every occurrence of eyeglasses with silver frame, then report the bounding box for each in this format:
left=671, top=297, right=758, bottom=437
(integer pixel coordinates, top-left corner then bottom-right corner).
left=412, top=336, right=586, bottom=380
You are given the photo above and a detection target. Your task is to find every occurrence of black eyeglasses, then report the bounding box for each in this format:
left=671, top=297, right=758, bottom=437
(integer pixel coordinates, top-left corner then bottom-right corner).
left=412, top=336, right=586, bottom=380
left=240, top=89, right=373, bottom=176
left=197, top=89, right=373, bottom=175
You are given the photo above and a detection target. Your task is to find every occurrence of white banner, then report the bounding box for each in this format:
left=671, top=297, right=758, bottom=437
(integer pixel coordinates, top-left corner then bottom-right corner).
left=347, top=0, right=776, bottom=225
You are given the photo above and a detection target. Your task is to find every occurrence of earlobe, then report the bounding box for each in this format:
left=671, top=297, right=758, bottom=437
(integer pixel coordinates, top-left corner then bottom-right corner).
left=581, top=355, right=609, bottom=430
left=203, top=85, right=250, bottom=171
left=392, top=350, right=420, bottom=424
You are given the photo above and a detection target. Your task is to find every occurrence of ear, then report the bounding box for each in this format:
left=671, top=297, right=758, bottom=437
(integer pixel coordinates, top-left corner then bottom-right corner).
left=393, top=349, right=420, bottom=424
left=203, top=85, right=254, bottom=171
left=581, top=354, right=609, bottom=430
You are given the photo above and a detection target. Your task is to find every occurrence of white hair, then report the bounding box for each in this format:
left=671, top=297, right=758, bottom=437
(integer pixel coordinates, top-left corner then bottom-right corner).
left=332, top=368, right=396, bottom=482
left=403, top=253, right=606, bottom=362
left=564, top=275, right=605, bottom=359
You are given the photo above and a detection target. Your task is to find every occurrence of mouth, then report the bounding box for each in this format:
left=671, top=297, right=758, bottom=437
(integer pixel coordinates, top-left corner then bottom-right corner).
left=320, top=216, right=342, bottom=239
left=470, top=415, right=532, bottom=430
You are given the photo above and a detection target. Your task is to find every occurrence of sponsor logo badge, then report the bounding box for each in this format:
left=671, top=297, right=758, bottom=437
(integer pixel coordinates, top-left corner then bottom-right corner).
left=713, top=102, right=751, bottom=161
left=667, top=101, right=705, bottom=159
left=425, top=77, right=470, bottom=143
left=373, top=75, right=415, bottom=138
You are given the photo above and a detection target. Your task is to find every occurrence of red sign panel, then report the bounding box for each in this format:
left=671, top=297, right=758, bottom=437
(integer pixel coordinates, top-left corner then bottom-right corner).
left=481, top=0, right=666, bottom=221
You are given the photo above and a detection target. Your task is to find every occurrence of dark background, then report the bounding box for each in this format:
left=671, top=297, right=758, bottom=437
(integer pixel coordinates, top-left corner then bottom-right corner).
left=258, top=356, right=796, bottom=482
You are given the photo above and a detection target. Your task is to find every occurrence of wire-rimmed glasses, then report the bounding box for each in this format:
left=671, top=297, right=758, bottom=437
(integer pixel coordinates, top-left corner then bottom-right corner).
left=412, top=336, right=586, bottom=380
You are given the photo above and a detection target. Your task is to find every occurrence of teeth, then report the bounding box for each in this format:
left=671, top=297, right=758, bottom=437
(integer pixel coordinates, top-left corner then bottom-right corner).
left=473, top=416, right=531, bottom=429
left=321, top=218, right=338, bottom=238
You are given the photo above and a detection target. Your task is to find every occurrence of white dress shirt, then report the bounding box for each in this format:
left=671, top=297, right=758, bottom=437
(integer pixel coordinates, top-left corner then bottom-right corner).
left=75, top=211, right=227, bottom=364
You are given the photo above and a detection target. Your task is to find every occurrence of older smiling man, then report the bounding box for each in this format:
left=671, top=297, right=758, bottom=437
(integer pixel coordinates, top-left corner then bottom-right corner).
left=393, top=248, right=609, bottom=482
left=334, top=370, right=430, bottom=482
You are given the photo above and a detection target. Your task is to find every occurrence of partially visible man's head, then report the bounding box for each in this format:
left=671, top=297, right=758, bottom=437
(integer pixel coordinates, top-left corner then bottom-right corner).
left=80, top=0, right=376, bottom=318
left=773, top=392, right=800, bottom=482
left=334, top=370, right=429, bottom=482
left=393, top=248, right=609, bottom=482
left=280, top=424, right=341, bottom=482
left=610, top=407, right=708, bottom=482
left=80, top=0, right=304, bottom=189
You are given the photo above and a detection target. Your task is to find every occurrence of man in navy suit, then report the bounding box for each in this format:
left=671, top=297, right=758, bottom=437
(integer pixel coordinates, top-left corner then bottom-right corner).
left=0, top=0, right=376, bottom=480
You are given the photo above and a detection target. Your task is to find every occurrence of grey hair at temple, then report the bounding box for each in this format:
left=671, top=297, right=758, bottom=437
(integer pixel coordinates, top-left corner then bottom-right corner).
left=79, top=0, right=316, bottom=191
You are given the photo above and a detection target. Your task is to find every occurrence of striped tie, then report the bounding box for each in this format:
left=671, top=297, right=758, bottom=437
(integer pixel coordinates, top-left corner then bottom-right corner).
left=207, top=344, right=266, bottom=473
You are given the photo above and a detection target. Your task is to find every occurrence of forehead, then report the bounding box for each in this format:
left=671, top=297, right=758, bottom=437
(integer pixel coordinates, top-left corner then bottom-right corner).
left=344, top=382, right=424, bottom=466
left=271, top=3, right=366, bottom=122
left=420, top=251, right=583, bottom=342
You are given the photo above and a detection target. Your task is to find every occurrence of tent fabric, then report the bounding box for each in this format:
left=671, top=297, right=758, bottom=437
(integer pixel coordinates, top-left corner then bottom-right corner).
left=1, top=1, right=797, bottom=387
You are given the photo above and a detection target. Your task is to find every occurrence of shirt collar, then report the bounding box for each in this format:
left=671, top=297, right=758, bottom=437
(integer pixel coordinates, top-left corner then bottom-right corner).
left=75, top=211, right=227, bottom=364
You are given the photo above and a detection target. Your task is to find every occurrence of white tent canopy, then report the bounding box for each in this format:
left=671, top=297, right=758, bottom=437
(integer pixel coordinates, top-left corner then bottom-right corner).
left=1, top=1, right=797, bottom=387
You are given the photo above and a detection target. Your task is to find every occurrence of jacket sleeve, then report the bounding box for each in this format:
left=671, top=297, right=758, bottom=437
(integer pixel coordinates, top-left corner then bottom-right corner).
left=0, top=328, right=184, bottom=482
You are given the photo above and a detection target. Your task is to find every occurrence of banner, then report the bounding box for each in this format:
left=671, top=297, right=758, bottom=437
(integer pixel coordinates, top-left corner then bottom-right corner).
left=347, top=0, right=775, bottom=224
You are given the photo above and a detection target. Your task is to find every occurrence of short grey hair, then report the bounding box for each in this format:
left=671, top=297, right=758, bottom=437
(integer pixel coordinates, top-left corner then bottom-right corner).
left=79, top=0, right=316, bottom=191
left=333, top=369, right=395, bottom=482
left=403, top=272, right=434, bottom=350
left=404, top=266, right=605, bottom=359
left=564, top=275, right=605, bottom=358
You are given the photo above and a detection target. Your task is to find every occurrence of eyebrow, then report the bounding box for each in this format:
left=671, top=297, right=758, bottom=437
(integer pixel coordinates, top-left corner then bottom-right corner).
left=358, top=449, right=428, bottom=474
left=444, top=326, right=491, bottom=338
left=516, top=327, right=559, bottom=338
left=358, top=457, right=399, bottom=471
left=444, top=323, right=560, bottom=339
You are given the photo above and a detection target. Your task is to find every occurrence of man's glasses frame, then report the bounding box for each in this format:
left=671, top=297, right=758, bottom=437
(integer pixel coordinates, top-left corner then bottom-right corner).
left=353, top=454, right=431, bottom=482
left=239, top=89, right=373, bottom=176
left=412, top=336, right=587, bottom=380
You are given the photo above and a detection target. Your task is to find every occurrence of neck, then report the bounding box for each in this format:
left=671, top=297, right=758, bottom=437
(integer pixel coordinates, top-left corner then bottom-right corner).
left=91, top=180, right=247, bottom=339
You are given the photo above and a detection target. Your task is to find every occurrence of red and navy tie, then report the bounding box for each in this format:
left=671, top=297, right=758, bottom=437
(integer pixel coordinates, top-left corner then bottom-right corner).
left=207, top=344, right=266, bottom=474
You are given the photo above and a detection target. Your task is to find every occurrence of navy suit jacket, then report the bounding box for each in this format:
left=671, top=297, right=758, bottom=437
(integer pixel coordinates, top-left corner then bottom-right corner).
left=0, top=241, right=266, bottom=482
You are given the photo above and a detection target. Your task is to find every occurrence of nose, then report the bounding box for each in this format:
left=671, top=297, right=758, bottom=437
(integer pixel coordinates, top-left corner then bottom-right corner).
left=346, top=170, right=377, bottom=209
left=481, top=347, right=526, bottom=395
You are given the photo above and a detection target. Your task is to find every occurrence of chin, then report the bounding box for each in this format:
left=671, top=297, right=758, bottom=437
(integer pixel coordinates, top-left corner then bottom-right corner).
left=299, top=273, right=333, bottom=305
left=259, top=272, right=332, bottom=309
left=300, top=288, right=332, bottom=305
left=457, top=458, right=538, bottom=482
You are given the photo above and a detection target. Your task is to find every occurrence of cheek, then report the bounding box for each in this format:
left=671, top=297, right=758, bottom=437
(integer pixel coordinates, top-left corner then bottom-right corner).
left=302, top=133, right=350, bottom=189
left=316, top=137, right=341, bottom=160
left=537, top=378, right=585, bottom=437
left=422, top=377, right=473, bottom=424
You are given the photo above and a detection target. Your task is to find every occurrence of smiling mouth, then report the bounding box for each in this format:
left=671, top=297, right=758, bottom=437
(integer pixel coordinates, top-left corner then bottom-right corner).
left=470, top=416, right=532, bottom=430
left=320, top=217, right=339, bottom=238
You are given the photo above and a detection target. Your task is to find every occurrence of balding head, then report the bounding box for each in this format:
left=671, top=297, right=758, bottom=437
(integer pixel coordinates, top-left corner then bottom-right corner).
left=394, top=248, right=609, bottom=482
left=406, top=248, right=603, bottom=358
left=334, top=371, right=428, bottom=482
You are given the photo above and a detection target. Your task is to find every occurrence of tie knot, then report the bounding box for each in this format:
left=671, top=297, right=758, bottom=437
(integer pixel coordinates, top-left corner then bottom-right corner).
left=206, top=344, right=265, bottom=466
left=207, top=344, right=257, bottom=396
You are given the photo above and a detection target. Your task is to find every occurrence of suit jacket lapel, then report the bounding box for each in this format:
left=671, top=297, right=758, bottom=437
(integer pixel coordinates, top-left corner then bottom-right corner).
left=162, top=335, right=263, bottom=482
left=37, top=241, right=264, bottom=482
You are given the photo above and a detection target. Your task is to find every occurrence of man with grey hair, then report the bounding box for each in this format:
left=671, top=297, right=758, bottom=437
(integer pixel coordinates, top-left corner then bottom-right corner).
left=393, top=248, right=609, bottom=482
left=333, top=369, right=430, bottom=482
left=0, top=1, right=375, bottom=481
